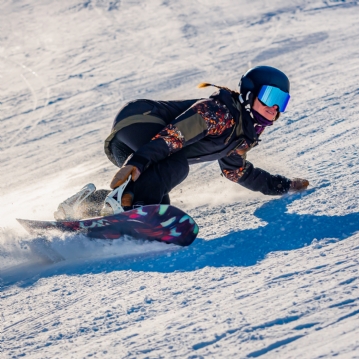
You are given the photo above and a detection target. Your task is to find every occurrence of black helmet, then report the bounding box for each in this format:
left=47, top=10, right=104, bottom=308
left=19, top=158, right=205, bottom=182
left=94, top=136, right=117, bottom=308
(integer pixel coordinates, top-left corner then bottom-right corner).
left=239, top=66, right=290, bottom=98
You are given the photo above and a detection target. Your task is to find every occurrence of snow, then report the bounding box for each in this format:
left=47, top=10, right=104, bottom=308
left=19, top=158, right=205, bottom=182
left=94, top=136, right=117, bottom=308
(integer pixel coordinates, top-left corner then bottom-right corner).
left=1, top=0, right=359, bottom=357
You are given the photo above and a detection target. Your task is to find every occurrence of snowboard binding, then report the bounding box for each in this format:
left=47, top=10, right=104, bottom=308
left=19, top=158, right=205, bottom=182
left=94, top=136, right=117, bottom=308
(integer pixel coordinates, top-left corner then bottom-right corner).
left=100, top=176, right=131, bottom=217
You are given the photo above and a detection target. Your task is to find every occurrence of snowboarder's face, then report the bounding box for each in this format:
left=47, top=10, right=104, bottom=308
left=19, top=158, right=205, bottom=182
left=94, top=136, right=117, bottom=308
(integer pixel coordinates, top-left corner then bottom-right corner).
left=252, top=97, right=279, bottom=121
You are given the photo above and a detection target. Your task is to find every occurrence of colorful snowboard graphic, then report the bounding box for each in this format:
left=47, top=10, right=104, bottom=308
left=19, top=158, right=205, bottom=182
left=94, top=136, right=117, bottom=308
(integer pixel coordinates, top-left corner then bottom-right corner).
left=17, top=205, right=199, bottom=247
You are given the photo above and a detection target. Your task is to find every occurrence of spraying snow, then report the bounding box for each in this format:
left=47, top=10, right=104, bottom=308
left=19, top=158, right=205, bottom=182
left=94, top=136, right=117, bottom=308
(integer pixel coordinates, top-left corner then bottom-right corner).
left=1, top=0, right=359, bottom=357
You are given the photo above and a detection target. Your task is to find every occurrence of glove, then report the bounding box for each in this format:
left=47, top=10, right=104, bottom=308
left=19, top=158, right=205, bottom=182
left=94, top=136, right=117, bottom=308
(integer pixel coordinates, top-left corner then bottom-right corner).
left=110, top=165, right=140, bottom=189
left=289, top=178, right=309, bottom=191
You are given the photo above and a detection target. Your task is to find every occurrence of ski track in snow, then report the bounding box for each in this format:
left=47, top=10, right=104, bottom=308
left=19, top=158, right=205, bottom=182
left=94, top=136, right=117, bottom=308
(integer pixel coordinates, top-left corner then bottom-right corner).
left=1, top=0, right=359, bottom=358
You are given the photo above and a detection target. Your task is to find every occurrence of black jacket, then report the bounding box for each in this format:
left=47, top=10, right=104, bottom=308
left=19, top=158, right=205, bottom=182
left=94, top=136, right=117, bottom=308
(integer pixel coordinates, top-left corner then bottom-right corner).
left=125, top=89, right=291, bottom=195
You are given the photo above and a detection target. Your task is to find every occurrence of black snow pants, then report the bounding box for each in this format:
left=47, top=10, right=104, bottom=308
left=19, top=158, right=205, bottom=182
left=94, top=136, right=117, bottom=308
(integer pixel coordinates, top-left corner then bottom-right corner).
left=109, top=100, right=190, bottom=206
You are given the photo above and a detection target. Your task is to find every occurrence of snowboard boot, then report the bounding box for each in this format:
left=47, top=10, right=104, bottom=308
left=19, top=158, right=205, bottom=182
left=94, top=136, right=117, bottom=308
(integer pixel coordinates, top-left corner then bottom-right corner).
left=78, top=189, right=111, bottom=218
left=54, top=183, right=96, bottom=221
left=100, top=176, right=132, bottom=216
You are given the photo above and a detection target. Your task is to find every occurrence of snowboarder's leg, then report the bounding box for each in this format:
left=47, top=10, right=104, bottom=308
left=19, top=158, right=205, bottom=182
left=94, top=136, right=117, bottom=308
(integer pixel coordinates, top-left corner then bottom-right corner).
left=106, top=100, right=167, bottom=168
left=127, top=151, right=189, bottom=206
left=115, top=122, right=165, bottom=152
left=110, top=140, right=133, bottom=168
left=161, top=193, right=171, bottom=205
left=110, top=122, right=165, bottom=167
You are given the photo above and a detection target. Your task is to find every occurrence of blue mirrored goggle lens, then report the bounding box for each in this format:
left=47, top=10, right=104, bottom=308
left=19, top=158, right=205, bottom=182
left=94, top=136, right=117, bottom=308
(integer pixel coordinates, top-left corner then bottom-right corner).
left=258, top=85, right=290, bottom=112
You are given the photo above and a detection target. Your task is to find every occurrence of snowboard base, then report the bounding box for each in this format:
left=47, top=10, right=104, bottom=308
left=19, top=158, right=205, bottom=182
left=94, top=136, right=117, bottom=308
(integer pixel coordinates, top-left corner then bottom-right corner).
left=17, top=204, right=199, bottom=247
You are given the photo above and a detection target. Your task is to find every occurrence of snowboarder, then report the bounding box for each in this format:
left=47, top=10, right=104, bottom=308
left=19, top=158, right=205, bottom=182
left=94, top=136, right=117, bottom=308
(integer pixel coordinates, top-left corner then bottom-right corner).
left=54, top=65, right=309, bottom=220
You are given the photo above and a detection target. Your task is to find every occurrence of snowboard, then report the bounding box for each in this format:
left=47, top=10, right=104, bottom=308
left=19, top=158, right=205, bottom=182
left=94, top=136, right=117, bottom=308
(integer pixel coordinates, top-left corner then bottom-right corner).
left=17, top=204, right=199, bottom=247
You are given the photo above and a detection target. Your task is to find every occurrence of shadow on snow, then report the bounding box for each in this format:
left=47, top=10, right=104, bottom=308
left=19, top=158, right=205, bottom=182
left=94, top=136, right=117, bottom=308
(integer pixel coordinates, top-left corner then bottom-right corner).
left=2, top=188, right=359, bottom=287
left=105, top=189, right=359, bottom=272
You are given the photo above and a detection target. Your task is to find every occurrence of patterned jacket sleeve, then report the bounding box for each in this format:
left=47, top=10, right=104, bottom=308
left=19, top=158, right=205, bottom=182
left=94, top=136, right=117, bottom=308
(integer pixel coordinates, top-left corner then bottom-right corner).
left=127, top=98, right=235, bottom=173
left=218, top=147, right=291, bottom=195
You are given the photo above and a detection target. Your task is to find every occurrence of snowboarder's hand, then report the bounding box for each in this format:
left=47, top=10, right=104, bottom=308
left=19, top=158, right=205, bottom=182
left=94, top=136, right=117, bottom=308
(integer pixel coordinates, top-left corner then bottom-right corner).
left=289, top=178, right=309, bottom=191
left=110, top=165, right=140, bottom=189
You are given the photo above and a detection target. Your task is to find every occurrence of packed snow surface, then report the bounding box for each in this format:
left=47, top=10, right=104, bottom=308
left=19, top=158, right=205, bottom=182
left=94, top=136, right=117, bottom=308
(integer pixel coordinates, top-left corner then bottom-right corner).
left=1, top=0, right=359, bottom=357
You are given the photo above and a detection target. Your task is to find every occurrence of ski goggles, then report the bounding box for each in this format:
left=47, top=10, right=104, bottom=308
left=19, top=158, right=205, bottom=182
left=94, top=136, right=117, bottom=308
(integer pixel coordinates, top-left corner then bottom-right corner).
left=257, top=85, right=290, bottom=112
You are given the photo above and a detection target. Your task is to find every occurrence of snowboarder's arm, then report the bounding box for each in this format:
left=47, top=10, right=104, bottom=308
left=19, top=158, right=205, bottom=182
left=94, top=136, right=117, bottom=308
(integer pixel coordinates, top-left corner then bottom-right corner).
left=126, top=98, right=234, bottom=173
left=218, top=153, right=292, bottom=195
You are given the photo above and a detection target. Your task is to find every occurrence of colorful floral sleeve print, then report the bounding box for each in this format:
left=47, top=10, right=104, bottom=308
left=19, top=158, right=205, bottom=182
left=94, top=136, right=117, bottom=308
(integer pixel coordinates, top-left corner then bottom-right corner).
left=220, top=139, right=251, bottom=182
left=192, top=100, right=235, bottom=136
left=152, top=124, right=185, bottom=153
left=219, top=152, right=292, bottom=195
left=222, top=163, right=252, bottom=182
left=152, top=99, right=235, bottom=154
left=222, top=168, right=245, bottom=182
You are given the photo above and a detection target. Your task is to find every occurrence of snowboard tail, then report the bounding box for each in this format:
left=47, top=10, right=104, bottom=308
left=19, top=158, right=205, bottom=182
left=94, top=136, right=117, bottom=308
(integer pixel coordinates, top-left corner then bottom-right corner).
left=17, top=204, right=199, bottom=247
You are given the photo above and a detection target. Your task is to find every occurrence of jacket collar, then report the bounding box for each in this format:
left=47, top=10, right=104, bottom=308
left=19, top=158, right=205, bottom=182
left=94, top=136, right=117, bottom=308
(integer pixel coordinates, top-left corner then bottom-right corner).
left=210, top=89, right=258, bottom=144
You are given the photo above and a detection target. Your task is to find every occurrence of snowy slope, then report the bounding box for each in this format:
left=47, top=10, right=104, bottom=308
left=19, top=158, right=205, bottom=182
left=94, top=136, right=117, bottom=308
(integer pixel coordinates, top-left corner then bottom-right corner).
left=1, top=0, right=359, bottom=357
